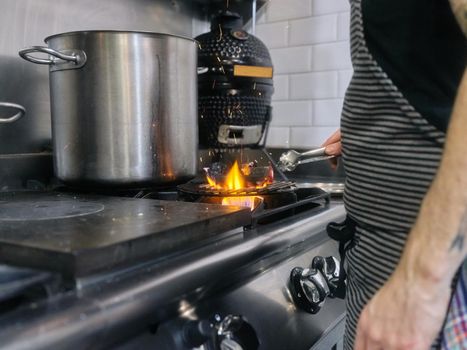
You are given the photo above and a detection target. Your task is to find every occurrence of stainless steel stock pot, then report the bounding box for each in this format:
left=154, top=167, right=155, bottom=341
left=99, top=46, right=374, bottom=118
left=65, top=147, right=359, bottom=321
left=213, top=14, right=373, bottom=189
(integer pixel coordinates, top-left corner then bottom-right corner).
left=20, top=31, right=198, bottom=187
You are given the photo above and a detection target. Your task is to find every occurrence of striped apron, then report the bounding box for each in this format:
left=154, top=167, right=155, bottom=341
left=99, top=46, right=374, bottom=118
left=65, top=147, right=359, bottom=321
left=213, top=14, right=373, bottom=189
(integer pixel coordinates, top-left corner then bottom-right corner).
left=341, top=0, right=465, bottom=348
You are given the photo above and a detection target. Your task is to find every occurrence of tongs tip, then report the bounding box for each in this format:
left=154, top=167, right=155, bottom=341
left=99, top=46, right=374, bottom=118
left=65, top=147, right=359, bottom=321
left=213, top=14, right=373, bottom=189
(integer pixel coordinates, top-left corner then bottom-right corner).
left=277, top=147, right=334, bottom=172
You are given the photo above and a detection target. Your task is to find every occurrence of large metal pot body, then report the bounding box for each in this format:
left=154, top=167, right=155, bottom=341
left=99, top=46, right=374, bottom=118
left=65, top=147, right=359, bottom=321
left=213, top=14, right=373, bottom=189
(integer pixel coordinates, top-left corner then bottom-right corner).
left=41, top=31, right=197, bottom=187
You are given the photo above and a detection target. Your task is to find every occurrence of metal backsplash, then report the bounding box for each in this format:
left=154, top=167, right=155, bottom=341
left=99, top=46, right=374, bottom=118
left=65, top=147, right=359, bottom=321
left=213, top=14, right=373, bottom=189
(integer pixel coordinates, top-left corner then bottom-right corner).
left=0, top=0, right=199, bottom=155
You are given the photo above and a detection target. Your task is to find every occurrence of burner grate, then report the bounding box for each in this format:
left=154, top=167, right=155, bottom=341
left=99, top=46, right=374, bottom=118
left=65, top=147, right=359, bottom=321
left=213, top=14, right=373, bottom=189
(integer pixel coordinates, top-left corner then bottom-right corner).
left=177, top=181, right=296, bottom=197
left=178, top=179, right=330, bottom=227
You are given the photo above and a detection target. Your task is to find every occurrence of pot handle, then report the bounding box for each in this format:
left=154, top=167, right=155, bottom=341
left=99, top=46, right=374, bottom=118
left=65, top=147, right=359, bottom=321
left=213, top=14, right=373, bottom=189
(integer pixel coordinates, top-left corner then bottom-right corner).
left=19, top=46, right=86, bottom=70
left=0, top=102, right=26, bottom=123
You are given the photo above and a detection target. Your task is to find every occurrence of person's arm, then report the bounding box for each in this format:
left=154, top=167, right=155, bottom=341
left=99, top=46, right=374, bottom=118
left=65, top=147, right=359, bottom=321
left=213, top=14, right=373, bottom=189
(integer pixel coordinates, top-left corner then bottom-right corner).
left=354, top=2, right=467, bottom=348
left=449, top=0, right=467, bottom=36
left=354, top=67, right=467, bottom=349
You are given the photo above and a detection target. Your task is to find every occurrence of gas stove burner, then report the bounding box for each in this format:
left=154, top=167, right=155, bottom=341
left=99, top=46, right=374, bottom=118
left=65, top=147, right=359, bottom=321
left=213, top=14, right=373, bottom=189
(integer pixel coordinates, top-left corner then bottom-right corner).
left=178, top=180, right=330, bottom=226
left=177, top=180, right=296, bottom=197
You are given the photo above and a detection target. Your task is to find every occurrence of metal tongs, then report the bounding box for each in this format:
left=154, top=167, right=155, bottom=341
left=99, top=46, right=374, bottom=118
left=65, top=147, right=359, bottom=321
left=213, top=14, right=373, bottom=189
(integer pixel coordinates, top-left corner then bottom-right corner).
left=277, top=147, right=334, bottom=172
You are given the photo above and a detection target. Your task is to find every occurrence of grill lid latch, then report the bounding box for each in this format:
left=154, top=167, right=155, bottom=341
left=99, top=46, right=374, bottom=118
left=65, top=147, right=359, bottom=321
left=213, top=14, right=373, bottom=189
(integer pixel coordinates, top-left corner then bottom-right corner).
left=218, top=124, right=263, bottom=145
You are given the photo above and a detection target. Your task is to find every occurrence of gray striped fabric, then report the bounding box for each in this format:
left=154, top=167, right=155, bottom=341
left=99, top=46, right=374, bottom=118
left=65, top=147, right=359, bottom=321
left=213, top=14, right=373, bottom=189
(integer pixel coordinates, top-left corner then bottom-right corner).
left=342, top=0, right=446, bottom=348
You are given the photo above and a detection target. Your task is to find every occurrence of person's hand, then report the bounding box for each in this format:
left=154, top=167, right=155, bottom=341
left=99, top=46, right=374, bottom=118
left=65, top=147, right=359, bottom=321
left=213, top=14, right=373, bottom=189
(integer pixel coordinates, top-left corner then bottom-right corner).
left=321, top=129, right=342, bottom=169
left=354, top=268, right=451, bottom=350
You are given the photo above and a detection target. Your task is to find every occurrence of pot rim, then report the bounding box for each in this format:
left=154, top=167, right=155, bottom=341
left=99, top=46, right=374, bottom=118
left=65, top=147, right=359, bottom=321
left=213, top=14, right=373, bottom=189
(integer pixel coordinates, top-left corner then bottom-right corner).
left=44, top=30, right=195, bottom=43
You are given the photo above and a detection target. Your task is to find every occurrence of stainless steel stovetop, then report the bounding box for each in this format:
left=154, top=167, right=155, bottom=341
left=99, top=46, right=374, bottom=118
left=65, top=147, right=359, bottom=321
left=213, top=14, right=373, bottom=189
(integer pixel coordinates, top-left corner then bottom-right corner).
left=0, top=189, right=346, bottom=350
left=0, top=191, right=251, bottom=277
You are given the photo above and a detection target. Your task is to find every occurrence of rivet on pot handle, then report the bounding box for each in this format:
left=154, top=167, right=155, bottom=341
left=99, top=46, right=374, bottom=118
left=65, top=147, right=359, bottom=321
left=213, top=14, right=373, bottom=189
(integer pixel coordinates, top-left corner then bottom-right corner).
left=19, top=46, right=87, bottom=71
left=0, top=102, right=26, bottom=123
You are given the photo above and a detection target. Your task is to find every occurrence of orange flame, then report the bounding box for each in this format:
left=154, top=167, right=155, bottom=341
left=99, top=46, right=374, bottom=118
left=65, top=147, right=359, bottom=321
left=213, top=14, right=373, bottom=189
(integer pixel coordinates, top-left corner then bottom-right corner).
left=206, top=161, right=274, bottom=190
left=206, top=161, right=273, bottom=211
left=207, top=161, right=245, bottom=190
left=221, top=196, right=260, bottom=211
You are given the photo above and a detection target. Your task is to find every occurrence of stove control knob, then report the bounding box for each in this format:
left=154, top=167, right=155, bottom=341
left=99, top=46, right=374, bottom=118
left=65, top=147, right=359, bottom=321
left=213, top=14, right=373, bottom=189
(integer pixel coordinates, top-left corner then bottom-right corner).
left=215, top=314, right=259, bottom=350
left=220, top=338, right=244, bottom=350
left=312, top=256, right=341, bottom=297
left=312, top=256, right=340, bottom=279
left=182, top=319, right=215, bottom=347
left=289, top=267, right=330, bottom=314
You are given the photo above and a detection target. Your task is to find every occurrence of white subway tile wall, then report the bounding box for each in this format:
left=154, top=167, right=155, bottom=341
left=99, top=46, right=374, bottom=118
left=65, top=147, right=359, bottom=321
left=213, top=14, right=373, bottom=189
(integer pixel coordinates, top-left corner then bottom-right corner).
left=313, top=99, right=344, bottom=126
left=290, top=72, right=338, bottom=100
left=337, top=12, right=351, bottom=40
left=269, top=46, right=312, bottom=74
left=266, top=0, right=312, bottom=22
left=256, top=0, right=353, bottom=148
left=270, top=101, right=313, bottom=126
left=267, top=127, right=291, bottom=148
left=312, top=0, right=351, bottom=15
left=272, top=75, right=289, bottom=101
left=290, top=127, right=338, bottom=148
left=338, top=70, right=353, bottom=98
left=256, top=21, right=289, bottom=48
left=289, top=15, right=337, bottom=46
left=312, top=42, right=352, bottom=71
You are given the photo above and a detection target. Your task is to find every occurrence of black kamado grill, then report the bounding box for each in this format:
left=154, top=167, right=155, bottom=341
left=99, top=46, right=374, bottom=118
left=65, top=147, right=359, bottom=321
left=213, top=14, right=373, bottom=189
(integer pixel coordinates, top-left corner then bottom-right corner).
left=196, top=11, right=274, bottom=149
